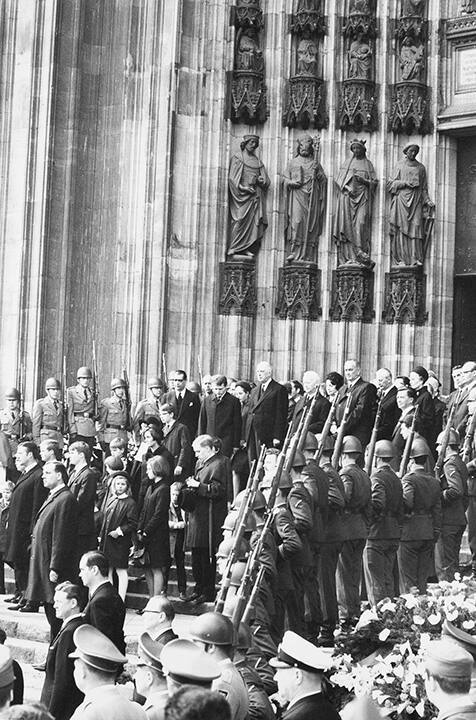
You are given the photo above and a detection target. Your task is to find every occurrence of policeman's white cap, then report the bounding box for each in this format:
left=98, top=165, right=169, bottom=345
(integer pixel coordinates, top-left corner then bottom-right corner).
left=269, top=630, right=332, bottom=673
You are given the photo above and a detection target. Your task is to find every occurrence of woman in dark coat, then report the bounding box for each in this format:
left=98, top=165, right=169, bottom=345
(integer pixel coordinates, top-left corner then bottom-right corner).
left=159, top=403, right=193, bottom=481
left=137, top=455, right=171, bottom=597
left=132, top=426, right=174, bottom=512
left=99, top=472, right=137, bottom=601
left=232, top=381, right=253, bottom=494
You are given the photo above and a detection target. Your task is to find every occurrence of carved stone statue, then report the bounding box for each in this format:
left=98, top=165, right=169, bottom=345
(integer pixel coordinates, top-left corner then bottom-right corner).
left=399, top=38, right=424, bottom=80
left=228, top=135, right=270, bottom=258
left=348, top=34, right=372, bottom=79
left=283, top=135, right=327, bottom=263
left=387, top=144, right=434, bottom=267
left=333, top=139, right=377, bottom=268
left=236, top=30, right=264, bottom=73
left=296, top=39, right=318, bottom=76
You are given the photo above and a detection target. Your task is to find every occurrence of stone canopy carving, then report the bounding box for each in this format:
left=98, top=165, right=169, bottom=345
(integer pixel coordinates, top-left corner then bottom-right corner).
left=389, top=0, right=431, bottom=134
left=382, top=267, right=427, bottom=325
left=230, top=1, right=267, bottom=124
left=219, top=259, right=257, bottom=317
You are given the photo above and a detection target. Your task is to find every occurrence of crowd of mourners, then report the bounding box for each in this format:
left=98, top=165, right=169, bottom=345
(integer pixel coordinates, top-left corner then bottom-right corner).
left=0, top=358, right=474, bottom=720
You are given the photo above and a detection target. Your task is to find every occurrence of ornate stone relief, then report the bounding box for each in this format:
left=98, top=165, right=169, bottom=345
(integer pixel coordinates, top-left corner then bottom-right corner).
left=338, top=0, right=377, bottom=132
left=218, top=260, right=257, bottom=317
left=382, top=267, right=427, bottom=324
left=389, top=0, right=431, bottom=135
left=283, top=0, right=326, bottom=129
left=230, top=0, right=267, bottom=124
left=329, top=266, right=374, bottom=322
left=275, top=264, right=322, bottom=319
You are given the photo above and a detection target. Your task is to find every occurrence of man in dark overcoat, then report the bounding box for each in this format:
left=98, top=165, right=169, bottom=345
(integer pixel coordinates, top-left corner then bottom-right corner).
left=25, top=461, right=78, bottom=638
left=183, top=435, right=228, bottom=603
left=248, top=362, right=288, bottom=460
left=335, top=359, right=377, bottom=450
left=5, top=441, right=48, bottom=610
left=67, top=441, right=98, bottom=563
left=161, top=370, right=201, bottom=440
left=198, top=375, right=242, bottom=457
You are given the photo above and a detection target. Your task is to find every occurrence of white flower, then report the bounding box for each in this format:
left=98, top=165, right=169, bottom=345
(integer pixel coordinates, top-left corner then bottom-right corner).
left=413, top=615, right=425, bottom=625
left=378, top=629, right=391, bottom=641
left=463, top=620, right=475, bottom=630
left=446, top=610, right=459, bottom=622
left=428, top=612, right=441, bottom=625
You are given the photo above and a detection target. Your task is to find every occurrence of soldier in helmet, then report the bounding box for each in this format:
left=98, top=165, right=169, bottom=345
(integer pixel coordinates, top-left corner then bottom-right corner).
left=189, top=612, right=249, bottom=720
left=434, top=428, right=468, bottom=582
left=399, top=439, right=442, bottom=593
left=98, top=377, right=131, bottom=455
left=67, top=367, right=97, bottom=450
left=336, top=435, right=371, bottom=630
left=0, top=387, right=32, bottom=456
left=32, top=378, right=66, bottom=448
left=363, top=440, right=403, bottom=606
left=132, top=377, right=165, bottom=446
left=234, top=623, right=275, bottom=720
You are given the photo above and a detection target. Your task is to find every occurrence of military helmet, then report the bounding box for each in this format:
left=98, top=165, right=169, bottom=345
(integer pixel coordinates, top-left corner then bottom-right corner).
left=111, top=377, right=127, bottom=391
left=216, top=536, right=248, bottom=561
left=374, top=440, right=395, bottom=458
left=278, top=470, right=293, bottom=490
left=77, top=366, right=93, bottom=379
left=148, top=376, right=164, bottom=390
left=409, top=438, right=429, bottom=459
left=236, top=622, right=252, bottom=650
left=303, top=432, right=319, bottom=451
left=5, top=388, right=20, bottom=400
left=291, top=448, right=306, bottom=469
left=190, top=612, right=234, bottom=646
left=436, top=428, right=460, bottom=447
left=341, top=435, right=363, bottom=454
left=45, top=377, right=61, bottom=391
left=232, top=489, right=266, bottom=513
left=222, top=509, right=256, bottom=534
left=230, top=560, right=247, bottom=587
left=316, top=433, right=334, bottom=452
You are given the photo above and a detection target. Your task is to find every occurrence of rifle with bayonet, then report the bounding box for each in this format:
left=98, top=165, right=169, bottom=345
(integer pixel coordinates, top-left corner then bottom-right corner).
left=434, top=392, right=459, bottom=481
left=398, top=405, right=420, bottom=479
left=364, top=393, right=384, bottom=475
left=314, top=393, right=339, bottom=462
left=92, top=342, right=99, bottom=420
left=162, top=353, right=168, bottom=391
left=214, top=447, right=264, bottom=613
left=18, top=363, right=25, bottom=440
left=122, top=361, right=132, bottom=433
left=462, top=403, right=476, bottom=464
left=332, top=391, right=353, bottom=469
left=62, top=355, right=68, bottom=438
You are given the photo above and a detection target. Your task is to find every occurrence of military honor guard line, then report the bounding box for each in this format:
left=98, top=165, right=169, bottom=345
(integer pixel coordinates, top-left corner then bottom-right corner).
left=0, top=357, right=474, bottom=718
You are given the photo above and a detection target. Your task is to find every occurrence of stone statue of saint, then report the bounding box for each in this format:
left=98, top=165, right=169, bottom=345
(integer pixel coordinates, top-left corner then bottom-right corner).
left=333, top=139, right=377, bottom=268
left=387, top=144, right=434, bottom=267
left=283, top=135, right=327, bottom=263
left=296, top=39, right=318, bottom=76
left=399, top=38, right=424, bottom=81
left=236, top=31, right=264, bottom=73
left=228, top=135, right=270, bottom=259
left=348, top=34, right=372, bottom=79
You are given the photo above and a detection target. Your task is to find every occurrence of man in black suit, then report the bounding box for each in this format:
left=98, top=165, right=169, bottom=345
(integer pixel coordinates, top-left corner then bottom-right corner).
left=40, top=582, right=86, bottom=720
left=291, top=371, right=330, bottom=434
left=198, top=375, right=241, bottom=457
left=248, top=362, right=288, bottom=460
left=5, top=441, right=48, bottom=610
left=409, top=366, right=435, bottom=451
left=375, top=368, right=400, bottom=441
left=335, top=359, right=377, bottom=450
left=79, top=550, right=126, bottom=654
left=24, top=462, right=79, bottom=636
left=162, top=370, right=201, bottom=440
left=67, top=441, right=98, bottom=562
left=270, top=631, right=341, bottom=720
left=141, top=596, right=177, bottom=644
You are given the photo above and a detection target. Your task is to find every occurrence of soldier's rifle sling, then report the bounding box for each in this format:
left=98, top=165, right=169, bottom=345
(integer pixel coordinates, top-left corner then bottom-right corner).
left=332, top=391, right=353, bottom=469
left=364, top=393, right=384, bottom=475
left=434, top=391, right=460, bottom=481
left=314, top=393, right=339, bottom=462
left=398, top=404, right=420, bottom=479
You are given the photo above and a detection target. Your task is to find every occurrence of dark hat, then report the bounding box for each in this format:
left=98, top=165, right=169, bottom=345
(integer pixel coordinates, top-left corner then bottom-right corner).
left=137, top=632, right=165, bottom=674
left=424, top=638, right=473, bottom=679
left=0, top=646, right=14, bottom=688
left=270, top=630, right=332, bottom=673
left=69, top=624, right=127, bottom=673
left=144, top=416, right=162, bottom=428
left=412, top=365, right=429, bottom=383
left=160, top=638, right=221, bottom=686
left=442, top=620, right=476, bottom=660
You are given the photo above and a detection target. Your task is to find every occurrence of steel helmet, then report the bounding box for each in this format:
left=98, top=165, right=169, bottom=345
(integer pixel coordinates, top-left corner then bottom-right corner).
left=278, top=470, right=293, bottom=489
left=111, top=377, right=127, bottom=391
left=230, top=560, right=247, bottom=587
left=5, top=388, right=20, bottom=400
left=45, top=377, right=61, bottom=391
left=341, top=435, right=363, bottom=454
left=291, top=448, right=306, bottom=469
left=303, top=432, right=319, bottom=451
left=148, top=376, right=164, bottom=390
left=374, top=440, right=395, bottom=458
left=77, top=366, right=93, bottom=379
left=316, top=433, right=335, bottom=452
left=222, top=510, right=256, bottom=534
left=216, top=536, right=248, bottom=561
left=232, top=489, right=266, bottom=513
left=409, top=438, right=429, bottom=459
left=436, top=428, right=460, bottom=447
left=236, top=622, right=252, bottom=650
left=190, top=612, right=234, bottom=646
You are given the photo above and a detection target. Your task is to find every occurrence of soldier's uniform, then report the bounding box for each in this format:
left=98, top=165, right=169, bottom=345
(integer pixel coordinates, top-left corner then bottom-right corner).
left=214, top=658, right=249, bottom=720
left=98, top=378, right=130, bottom=450
left=235, top=624, right=275, bottom=720
left=287, top=466, right=314, bottom=637
left=67, top=367, right=97, bottom=448
left=336, top=438, right=371, bottom=625
left=435, top=440, right=468, bottom=581
left=363, top=445, right=403, bottom=605
left=132, top=377, right=165, bottom=444
left=32, top=378, right=66, bottom=447
left=399, top=450, right=442, bottom=593
left=0, top=388, right=32, bottom=455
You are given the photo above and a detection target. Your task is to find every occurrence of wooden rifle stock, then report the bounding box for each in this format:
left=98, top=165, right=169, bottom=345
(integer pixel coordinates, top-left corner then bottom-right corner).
left=296, top=390, right=320, bottom=452
left=332, top=391, right=353, bottom=469
left=462, top=405, right=476, bottom=464
left=314, top=393, right=338, bottom=462
left=398, top=405, right=419, bottom=479
left=434, top=392, right=459, bottom=480
left=364, top=393, right=383, bottom=475
left=121, top=362, right=132, bottom=432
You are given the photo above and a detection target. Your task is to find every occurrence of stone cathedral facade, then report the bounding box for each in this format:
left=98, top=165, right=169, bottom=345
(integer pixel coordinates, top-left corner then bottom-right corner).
left=0, top=0, right=475, bottom=401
